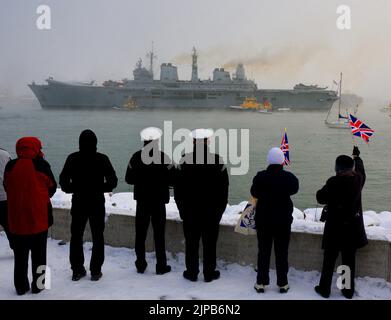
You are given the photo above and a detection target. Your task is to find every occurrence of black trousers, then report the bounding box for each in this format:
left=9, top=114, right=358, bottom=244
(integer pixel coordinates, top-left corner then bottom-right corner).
left=135, top=201, right=167, bottom=268
left=256, top=225, right=291, bottom=287
left=182, top=212, right=220, bottom=277
left=0, top=201, right=13, bottom=248
left=12, top=231, right=48, bottom=293
left=70, top=201, right=105, bottom=275
left=319, top=248, right=356, bottom=294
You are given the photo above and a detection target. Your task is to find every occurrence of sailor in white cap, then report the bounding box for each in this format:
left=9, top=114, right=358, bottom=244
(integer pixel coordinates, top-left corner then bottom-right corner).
left=125, top=127, right=173, bottom=275
left=250, top=147, right=299, bottom=294
left=174, top=128, right=229, bottom=282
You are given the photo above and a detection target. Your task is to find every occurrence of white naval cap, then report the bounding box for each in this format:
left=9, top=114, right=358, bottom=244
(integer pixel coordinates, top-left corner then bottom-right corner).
left=140, top=127, right=163, bottom=141
left=267, top=147, right=285, bottom=165
left=189, top=128, right=214, bottom=140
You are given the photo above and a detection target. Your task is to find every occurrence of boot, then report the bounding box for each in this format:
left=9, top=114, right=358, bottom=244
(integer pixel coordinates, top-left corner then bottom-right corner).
left=204, top=270, right=220, bottom=283
left=156, top=265, right=171, bottom=275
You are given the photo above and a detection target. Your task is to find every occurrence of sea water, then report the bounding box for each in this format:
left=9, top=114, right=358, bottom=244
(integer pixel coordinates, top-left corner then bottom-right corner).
left=1, top=98, right=390, bottom=212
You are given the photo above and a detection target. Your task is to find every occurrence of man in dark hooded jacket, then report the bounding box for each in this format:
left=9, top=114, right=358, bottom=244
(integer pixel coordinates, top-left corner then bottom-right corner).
left=59, top=130, right=118, bottom=281
left=125, top=127, right=174, bottom=275
left=315, top=146, right=367, bottom=299
left=174, top=129, right=229, bottom=282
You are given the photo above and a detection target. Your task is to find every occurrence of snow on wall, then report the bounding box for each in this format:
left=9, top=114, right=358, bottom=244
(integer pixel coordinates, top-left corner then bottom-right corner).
left=51, top=189, right=391, bottom=242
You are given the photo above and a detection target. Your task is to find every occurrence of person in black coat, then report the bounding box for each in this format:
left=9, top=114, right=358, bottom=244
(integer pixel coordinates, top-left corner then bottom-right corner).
left=59, top=129, right=118, bottom=281
left=174, top=129, right=229, bottom=282
left=315, top=146, right=367, bottom=299
left=125, top=127, right=174, bottom=275
left=250, top=147, right=299, bottom=294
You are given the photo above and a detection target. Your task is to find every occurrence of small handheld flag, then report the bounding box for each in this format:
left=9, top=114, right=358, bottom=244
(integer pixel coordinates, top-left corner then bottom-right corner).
left=348, top=114, right=375, bottom=143
left=280, top=129, right=290, bottom=166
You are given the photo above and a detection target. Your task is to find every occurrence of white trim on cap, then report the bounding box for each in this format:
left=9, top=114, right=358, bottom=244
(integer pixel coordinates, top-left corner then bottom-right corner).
left=140, top=127, right=163, bottom=141
left=189, top=128, right=214, bottom=139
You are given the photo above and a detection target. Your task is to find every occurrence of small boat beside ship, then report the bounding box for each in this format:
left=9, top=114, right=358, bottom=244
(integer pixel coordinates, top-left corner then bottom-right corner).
left=229, top=97, right=273, bottom=114
left=380, top=102, right=391, bottom=112
left=112, top=98, right=138, bottom=110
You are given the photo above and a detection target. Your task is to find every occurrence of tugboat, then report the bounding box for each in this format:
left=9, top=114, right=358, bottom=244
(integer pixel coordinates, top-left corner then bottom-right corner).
left=112, top=98, right=138, bottom=110
left=229, top=97, right=272, bottom=113
left=230, top=97, right=261, bottom=110
left=258, top=98, right=273, bottom=114
left=380, top=102, right=391, bottom=112
left=230, top=97, right=273, bottom=114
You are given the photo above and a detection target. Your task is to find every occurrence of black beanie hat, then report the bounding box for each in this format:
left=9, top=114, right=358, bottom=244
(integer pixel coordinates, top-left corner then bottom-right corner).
left=335, top=155, right=354, bottom=172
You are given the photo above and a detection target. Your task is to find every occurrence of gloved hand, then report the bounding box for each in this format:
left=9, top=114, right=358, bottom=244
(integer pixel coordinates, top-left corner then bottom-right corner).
left=352, top=146, right=360, bottom=157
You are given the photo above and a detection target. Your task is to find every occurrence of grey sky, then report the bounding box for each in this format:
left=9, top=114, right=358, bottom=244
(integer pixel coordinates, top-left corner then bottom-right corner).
left=0, top=0, right=390, bottom=102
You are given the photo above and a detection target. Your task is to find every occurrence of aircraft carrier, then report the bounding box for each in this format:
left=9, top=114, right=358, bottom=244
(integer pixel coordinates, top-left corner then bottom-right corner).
left=28, top=47, right=338, bottom=110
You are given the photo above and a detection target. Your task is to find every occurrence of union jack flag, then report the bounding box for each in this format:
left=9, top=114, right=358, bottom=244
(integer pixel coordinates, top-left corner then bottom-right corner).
left=349, top=114, right=375, bottom=143
left=280, top=129, right=290, bottom=166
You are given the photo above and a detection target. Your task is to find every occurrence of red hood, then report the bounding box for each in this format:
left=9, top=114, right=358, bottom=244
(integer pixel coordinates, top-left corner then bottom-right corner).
left=16, top=137, right=44, bottom=159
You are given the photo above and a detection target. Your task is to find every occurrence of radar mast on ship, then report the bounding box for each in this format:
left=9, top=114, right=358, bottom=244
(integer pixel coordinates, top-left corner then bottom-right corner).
left=191, top=47, right=199, bottom=82
left=146, top=42, right=157, bottom=80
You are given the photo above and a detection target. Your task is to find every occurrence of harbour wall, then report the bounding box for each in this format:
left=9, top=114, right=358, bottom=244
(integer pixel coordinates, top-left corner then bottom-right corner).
left=46, top=208, right=391, bottom=282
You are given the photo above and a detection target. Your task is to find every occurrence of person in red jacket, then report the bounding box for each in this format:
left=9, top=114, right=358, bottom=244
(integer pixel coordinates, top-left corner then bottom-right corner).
left=3, top=137, right=57, bottom=295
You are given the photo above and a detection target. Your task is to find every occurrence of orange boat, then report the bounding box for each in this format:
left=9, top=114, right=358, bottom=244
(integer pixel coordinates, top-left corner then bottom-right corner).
left=230, top=97, right=261, bottom=110
left=230, top=97, right=272, bottom=113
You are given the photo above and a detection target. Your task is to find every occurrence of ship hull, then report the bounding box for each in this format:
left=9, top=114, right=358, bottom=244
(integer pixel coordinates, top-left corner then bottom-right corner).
left=256, top=89, right=338, bottom=110
left=29, top=82, right=338, bottom=110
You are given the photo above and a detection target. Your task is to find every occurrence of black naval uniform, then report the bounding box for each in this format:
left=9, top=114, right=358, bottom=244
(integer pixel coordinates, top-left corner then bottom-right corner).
left=59, top=130, right=118, bottom=278
left=125, top=142, right=174, bottom=273
left=174, top=143, right=229, bottom=281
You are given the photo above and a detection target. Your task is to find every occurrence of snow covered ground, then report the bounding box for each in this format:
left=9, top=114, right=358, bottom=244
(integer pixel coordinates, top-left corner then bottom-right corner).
left=0, top=233, right=390, bottom=300
left=52, top=190, right=391, bottom=242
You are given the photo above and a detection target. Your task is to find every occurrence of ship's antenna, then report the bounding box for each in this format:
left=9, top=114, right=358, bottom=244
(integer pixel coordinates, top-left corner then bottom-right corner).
left=146, top=41, right=157, bottom=80
left=191, top=46, right=198, bottom=82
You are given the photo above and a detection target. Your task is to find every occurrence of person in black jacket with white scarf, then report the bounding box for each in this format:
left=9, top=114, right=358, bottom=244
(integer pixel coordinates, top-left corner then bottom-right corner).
left=250, top=147, right=299, bottom=294
left=315, top=146, right=368, bottom=299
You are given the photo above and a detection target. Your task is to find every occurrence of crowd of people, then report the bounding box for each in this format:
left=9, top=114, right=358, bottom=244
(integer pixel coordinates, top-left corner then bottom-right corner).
left=0, top=128, right=367, bottom=299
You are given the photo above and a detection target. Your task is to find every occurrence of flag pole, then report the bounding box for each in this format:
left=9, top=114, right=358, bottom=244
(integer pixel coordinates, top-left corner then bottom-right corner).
left=348, top=110, right=355, bottom=146
left=348, top=113, right=357, bottom=147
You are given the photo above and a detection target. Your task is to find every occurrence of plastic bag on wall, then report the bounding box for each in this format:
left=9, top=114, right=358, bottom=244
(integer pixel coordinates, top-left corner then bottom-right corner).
left=234, top=201, right=257, bottom=236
